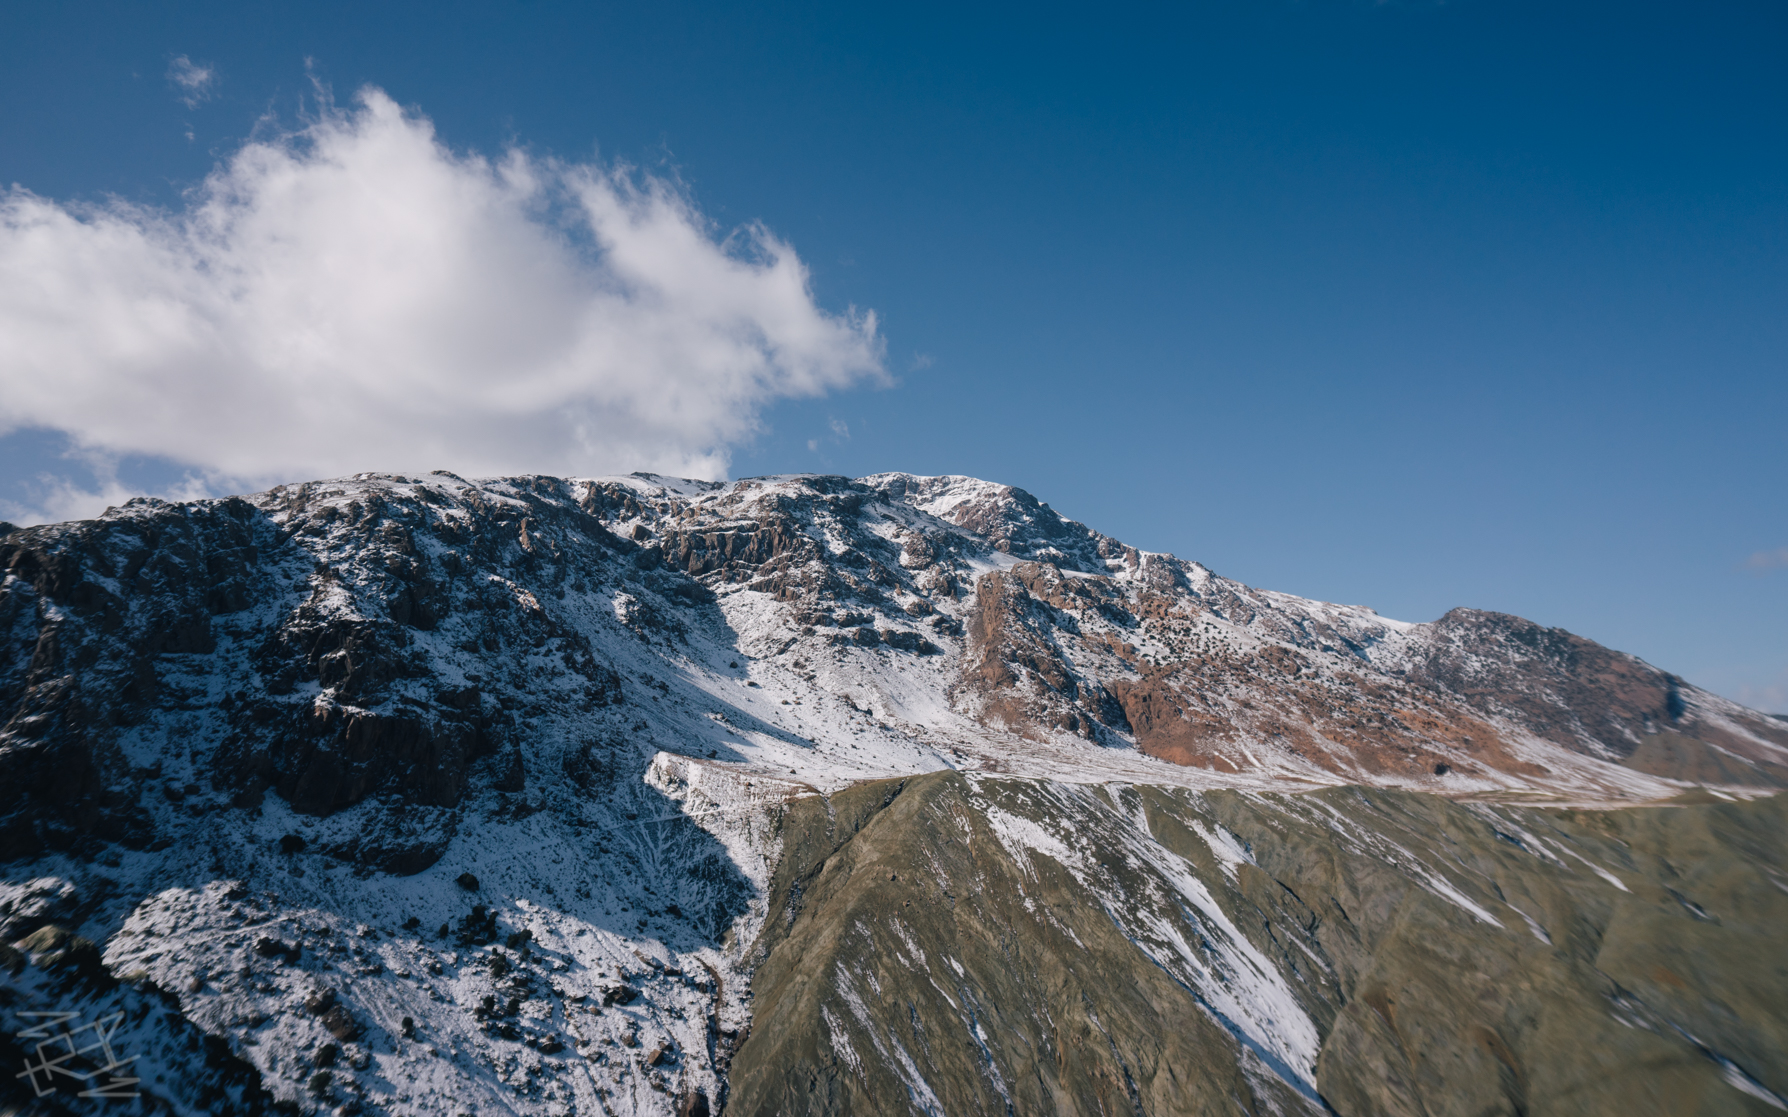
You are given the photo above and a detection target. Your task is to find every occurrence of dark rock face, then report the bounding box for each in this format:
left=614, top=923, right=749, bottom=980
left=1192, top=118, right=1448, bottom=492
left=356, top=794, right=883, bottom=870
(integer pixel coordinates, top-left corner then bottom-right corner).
left=0, top=475, right=652, bottom=869
left=0, top=497, right=270, bottom=860
left=320, top=1003, right=362, bottom=1041
left=732, top=771, right=1788, bottom=1117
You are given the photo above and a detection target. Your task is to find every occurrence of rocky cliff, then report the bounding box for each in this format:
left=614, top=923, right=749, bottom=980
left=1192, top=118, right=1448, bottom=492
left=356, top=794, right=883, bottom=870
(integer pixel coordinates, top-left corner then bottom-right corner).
left=2, top=471, right=1783, bottom=1115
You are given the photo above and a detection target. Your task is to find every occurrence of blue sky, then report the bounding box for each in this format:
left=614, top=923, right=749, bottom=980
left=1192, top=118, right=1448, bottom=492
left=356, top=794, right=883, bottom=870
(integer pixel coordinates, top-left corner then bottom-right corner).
left=1, top=0, right=1784, bottom=710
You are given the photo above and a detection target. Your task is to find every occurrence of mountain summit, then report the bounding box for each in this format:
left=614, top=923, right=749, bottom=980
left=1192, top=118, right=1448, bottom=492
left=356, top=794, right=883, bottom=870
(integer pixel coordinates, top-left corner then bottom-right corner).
left=3, top=472, right=1784, bottom=1115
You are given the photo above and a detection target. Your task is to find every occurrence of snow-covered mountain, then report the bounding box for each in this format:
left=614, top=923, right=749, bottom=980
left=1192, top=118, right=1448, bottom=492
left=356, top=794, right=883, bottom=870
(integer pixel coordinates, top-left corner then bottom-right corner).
left=3, top=471, right=1785, bottom=1116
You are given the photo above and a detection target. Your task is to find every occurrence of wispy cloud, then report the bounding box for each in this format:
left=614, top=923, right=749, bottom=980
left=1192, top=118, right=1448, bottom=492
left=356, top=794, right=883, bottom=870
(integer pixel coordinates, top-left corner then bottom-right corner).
left=804, top=416, right=855, bottom=458
left=0, top=436, right=214, bottom=526
left=1744, top=547, right=1788, bottom=572
left=1734, top=668, right=1788, bottom=715
left=167, top=55, right=216, bottom=107
left=1, top=463, right=211, bottom=528
left=0, top=85, right=885, bottom=522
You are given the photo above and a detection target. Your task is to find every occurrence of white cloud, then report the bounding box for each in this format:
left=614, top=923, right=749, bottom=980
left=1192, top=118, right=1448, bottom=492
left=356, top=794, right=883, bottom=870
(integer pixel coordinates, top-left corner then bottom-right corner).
left=1745, top=546, right=1788, bottom=572
left=0, top=460, right=211, bottom=528
left=0, top=86, right=885, bottom=520
left=1733, top=667, right=1788, bottom=715
left=829, top=417, right=850, bottom=439
left=167, top=56, right=216, bottom=107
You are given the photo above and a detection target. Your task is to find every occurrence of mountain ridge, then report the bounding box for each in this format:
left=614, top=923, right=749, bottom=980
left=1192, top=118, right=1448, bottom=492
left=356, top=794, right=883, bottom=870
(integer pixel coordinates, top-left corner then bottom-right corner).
left=2, top=469, right=1784, bottom=1116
